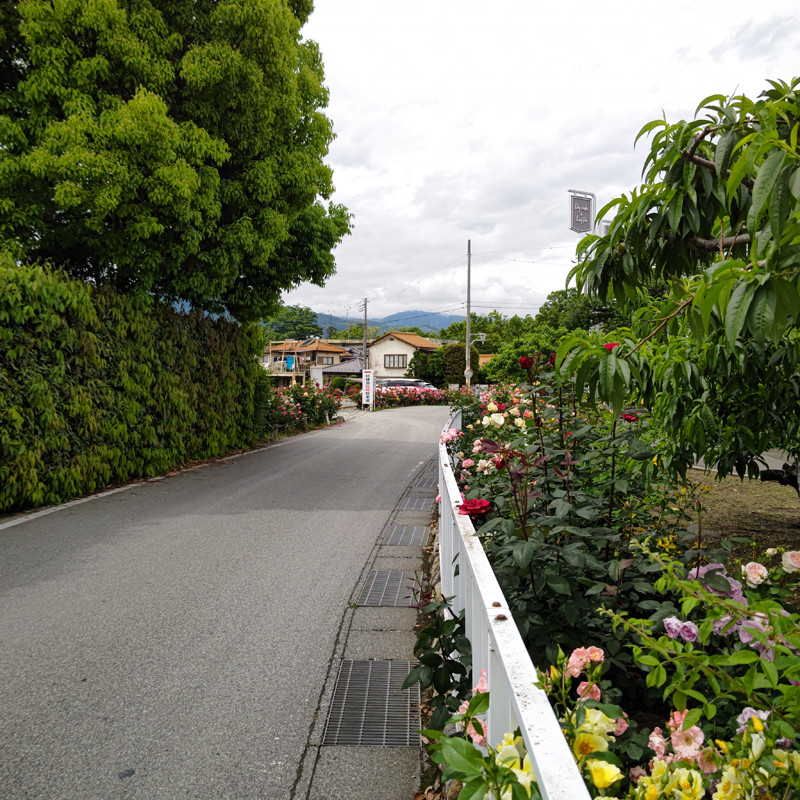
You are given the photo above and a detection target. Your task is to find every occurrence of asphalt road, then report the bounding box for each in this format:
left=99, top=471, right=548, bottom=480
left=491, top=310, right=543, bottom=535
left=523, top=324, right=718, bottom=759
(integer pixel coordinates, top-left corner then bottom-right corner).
left=0, top=405, right=450, bottom=799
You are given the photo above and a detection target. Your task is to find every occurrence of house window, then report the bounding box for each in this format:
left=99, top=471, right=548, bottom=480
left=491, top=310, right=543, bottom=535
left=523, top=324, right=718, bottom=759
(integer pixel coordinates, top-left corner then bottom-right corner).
left=319, top=356, right=334, bottom=365
left=384, top=354, right=407, bottom=369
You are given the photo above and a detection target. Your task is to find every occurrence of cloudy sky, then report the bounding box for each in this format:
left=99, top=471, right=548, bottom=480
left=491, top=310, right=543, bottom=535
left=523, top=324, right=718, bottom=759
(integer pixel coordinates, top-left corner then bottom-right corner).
left=282, top=1, right=800, bottom=325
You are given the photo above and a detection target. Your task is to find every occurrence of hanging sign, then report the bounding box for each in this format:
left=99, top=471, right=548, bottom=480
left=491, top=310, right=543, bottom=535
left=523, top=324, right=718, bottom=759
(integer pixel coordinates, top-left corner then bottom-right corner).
left=569, top=193, right=593, bottom=233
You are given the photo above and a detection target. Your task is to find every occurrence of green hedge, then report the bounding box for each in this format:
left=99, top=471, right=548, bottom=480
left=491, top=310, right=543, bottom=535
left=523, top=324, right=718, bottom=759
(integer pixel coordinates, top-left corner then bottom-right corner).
left=0, top=256, right=269, bottom=512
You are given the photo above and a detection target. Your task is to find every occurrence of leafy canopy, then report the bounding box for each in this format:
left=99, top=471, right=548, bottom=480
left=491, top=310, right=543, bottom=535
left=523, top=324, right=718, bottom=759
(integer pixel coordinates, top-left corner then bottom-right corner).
left=0, top=0, right=351, bottom=322
left=564, top=77, right=800, bottom=479
left=261, top=304, right=322, bottom=340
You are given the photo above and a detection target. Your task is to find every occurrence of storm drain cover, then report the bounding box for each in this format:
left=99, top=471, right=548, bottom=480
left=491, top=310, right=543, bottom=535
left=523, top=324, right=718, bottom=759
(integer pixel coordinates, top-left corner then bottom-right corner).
left=403, top=496, right=434, bottom=511
left=416, top=477, right=438, bottom=489
left=384, top=524, right=430, bottom=547
left=322, top=660, right=421, bottom=745
left=356, top=570, right=418, bottom=606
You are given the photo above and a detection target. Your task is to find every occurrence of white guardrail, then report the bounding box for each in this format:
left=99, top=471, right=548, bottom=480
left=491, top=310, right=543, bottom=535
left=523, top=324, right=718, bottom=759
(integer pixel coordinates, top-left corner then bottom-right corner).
left=438, top=411, right=591, bottom=800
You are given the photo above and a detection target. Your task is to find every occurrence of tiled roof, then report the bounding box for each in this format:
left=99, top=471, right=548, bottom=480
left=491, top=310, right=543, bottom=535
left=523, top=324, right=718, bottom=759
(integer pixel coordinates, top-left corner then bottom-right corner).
left=266, top=340, right=350, bottom=355
left=322, top=357, right=364, bottom=373
left=370, top=331, right=438, bottom=350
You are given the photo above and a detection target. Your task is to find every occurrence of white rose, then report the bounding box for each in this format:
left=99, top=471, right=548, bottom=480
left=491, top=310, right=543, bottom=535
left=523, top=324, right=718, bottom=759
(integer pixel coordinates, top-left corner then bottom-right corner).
left=742, top=562, right=769, bottom=588
left=782, top=551, right=800, bottom=573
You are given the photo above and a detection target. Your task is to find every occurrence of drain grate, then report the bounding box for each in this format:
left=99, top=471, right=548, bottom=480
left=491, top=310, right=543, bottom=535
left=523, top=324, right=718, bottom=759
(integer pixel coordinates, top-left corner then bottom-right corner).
left=416, top=477, right=438, bottom=489
left=384, top=525, right=430, bottom=547
left=322, top=660, right=421, bottom=745
left=356, top=570, right=418, bottom=606
left=402, top=496, right=434, bottom=511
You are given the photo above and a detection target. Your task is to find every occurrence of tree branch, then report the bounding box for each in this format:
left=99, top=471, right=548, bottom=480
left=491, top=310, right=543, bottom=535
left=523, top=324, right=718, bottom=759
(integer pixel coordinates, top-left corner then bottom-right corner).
left=689, top=233, right=752, bottom=250
left=624, top=297, right=694, bottom=359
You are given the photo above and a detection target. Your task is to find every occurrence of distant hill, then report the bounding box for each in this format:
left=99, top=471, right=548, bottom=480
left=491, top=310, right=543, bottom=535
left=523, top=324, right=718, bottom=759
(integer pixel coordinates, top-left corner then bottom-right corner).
left=314, top=309, right=464, bottom=335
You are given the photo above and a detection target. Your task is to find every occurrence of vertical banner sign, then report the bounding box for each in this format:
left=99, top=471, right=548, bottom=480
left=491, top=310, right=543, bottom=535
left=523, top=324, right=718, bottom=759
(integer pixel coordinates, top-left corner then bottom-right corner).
left=569, top=193, right=593, bottom=234
left=362, top=369, right=375, bottom=410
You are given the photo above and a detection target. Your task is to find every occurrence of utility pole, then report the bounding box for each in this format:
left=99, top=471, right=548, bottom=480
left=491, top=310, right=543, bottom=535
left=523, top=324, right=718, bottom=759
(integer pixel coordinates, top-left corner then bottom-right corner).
left=465, top=240, right=473, bottom=389
left=362, top=297, right=369, bottom=370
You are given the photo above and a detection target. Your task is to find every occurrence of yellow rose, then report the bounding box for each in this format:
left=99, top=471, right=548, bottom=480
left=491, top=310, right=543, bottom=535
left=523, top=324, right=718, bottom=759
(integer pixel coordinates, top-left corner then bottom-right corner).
left=572, top=731, right=608, bottom=762
left=712, top=764, right=745, bottom=800
left=672, top=767, right=705, bottom=800
left=585, top=759, right=622, bottom=789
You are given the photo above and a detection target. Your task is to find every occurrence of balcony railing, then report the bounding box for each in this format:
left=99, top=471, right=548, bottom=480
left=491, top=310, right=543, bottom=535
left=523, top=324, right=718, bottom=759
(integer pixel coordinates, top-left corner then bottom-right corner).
left=438, top=411, right=591, bottom=800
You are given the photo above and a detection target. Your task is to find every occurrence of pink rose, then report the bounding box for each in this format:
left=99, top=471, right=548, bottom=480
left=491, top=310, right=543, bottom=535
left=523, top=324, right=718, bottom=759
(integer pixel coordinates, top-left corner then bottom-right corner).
left=648, top=727, right=667, bottom=757
left=462, top=458, right=475, bottom=468
left=576, top=681, right=601, bottom=702
left=473, top=668, right=488, bottom=694
left=671, top=725, right=704, bottom=759
left=466, top=719, right=487, bottom=748
left=698, top=748, right=717, bottom=773
left=586, top=646, right=605, bottom=662
left=566, top=647, right=590, bottom=678
left=782, top=551, right=800, bottom=573
left=614, top=714, right=629, bottom=736
left=667, top=710, right=688, bottom=733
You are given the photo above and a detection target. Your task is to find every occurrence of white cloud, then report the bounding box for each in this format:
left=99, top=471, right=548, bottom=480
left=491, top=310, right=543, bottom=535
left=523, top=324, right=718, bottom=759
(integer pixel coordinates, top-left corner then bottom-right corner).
left=283, top=0, right=800, bottom=321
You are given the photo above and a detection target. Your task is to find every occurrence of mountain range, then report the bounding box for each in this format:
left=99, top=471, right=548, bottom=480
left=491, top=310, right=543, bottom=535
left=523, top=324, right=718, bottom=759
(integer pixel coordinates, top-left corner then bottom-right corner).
left=315, top=309, right=465, bottom=335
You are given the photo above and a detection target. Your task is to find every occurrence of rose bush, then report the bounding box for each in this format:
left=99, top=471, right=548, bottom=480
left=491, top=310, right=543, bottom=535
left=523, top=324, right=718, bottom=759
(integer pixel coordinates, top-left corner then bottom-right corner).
left=427, top=361, right=800, bottom=797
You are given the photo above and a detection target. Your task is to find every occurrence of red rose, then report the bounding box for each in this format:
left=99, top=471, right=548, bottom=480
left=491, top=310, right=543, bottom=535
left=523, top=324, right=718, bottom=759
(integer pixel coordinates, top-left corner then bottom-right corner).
left=549, top=353, right=557, bottom=366
left=602, top=343, right=620, bottom=351
left=458, top=498, right=492, bottom=517
left=621, top=412, right=638, bottom=422
left=518, top=356, right=534, bottom=370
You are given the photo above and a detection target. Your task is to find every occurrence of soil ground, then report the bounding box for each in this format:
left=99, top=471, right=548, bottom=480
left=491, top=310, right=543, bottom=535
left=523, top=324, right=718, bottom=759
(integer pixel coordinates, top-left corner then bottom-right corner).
left=687, top=467, right=800, bottom=561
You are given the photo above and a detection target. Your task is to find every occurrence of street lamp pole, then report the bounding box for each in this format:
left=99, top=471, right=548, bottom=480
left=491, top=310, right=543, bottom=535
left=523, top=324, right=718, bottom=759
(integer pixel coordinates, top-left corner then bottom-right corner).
left=465, top=239, right=473, bottom=388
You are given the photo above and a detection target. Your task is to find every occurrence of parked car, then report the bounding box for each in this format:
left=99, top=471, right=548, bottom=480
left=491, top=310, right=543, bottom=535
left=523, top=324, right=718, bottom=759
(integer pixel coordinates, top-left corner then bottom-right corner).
left=375, top=378, right=437, bottom=390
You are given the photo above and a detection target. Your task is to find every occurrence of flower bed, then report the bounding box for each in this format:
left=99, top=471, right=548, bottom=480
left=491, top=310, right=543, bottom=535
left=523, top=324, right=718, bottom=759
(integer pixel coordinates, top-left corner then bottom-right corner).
left=373, top=385, right=451, bottom=409
left=424, top=361, right=800, bottom=798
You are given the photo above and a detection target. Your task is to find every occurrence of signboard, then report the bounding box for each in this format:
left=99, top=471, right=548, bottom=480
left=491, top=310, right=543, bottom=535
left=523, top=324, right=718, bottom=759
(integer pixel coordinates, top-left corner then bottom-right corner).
left=362, top=369, right=375, bottom=410
left=569, top=193, right=593, bottom=234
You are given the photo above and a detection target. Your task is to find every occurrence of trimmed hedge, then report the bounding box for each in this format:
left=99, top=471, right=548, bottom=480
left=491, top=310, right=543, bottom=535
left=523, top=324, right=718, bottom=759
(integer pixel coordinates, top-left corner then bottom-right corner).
left=1, top=256, right=269, bottom=512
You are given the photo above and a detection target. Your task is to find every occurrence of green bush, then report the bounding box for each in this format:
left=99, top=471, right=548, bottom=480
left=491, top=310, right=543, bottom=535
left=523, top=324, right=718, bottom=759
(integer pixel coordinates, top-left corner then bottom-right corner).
left=0, top=257, right=267, bottom=512
left=328, top=376, right=346, bottom=392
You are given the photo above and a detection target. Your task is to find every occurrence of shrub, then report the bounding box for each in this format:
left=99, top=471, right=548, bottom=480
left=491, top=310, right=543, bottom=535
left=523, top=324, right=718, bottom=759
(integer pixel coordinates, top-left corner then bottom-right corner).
left=0, top=258, right=266, bottom=511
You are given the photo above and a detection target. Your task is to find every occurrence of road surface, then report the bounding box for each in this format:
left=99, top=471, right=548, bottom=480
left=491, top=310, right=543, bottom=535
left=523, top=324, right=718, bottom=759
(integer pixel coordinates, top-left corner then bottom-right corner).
left=0, top=405, right=450, bottom=798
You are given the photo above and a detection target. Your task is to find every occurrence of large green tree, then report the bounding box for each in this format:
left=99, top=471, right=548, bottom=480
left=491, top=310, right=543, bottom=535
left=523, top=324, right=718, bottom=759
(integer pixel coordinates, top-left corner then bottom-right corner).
left=534, top=288, right=625, bottom=332
left=0, top=0, right=350, bottom=322
left=565, top=77, right=800, bottom=481
left=261, top=303, right=321, bottom=340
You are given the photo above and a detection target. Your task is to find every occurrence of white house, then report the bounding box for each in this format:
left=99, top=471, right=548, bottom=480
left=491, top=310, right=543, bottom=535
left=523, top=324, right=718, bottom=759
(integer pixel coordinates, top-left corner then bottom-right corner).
left=367, top=331, right=438, bottom=380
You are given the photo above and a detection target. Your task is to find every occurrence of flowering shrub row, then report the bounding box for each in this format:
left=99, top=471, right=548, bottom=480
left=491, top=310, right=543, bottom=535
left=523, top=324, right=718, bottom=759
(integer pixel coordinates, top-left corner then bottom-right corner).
left=372, top=385, right=451, bottom=409
left=261, top=381, right=342, bottom=433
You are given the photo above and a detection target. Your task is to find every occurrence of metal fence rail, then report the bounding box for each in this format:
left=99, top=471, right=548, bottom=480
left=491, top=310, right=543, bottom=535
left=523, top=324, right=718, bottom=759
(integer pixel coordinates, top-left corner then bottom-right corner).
left=438, top=411, right=591, bottom=800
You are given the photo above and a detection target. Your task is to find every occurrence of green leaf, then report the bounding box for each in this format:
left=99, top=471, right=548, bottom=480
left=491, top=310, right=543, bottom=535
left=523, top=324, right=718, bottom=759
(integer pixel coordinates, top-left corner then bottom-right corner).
left=714, top=130, right=734, bottom=176
left=546, top=574, right=572, bottom=595
left=468, top=691, right=491, bottom=716
left=725, top=280, right=756, bottom=348
left=683, top=707, right=703, bottom=730
left=438, top=735, right=484, bottom=774
left=721, top=650, right=760, bottom=666
left=598, top=351, right=616, bottom=403
left=762, top=658, right=779, bottom=688
left=790, top=166, right=800, bottom=200
left=458, top=778, right=490, bottom=800
left=746, top=282, right=777, bottom=344
left=749, top=149, right=786, bottom=233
